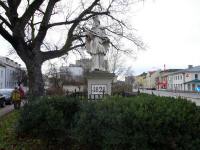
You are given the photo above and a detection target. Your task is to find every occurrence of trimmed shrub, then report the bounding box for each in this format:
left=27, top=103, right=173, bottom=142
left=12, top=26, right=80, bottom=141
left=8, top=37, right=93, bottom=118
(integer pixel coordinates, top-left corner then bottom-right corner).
left=16, top=96, right=80, bottom=149
left=16, top=94, right=200, bottom=150
left=73, top=95, right=200, bottom=150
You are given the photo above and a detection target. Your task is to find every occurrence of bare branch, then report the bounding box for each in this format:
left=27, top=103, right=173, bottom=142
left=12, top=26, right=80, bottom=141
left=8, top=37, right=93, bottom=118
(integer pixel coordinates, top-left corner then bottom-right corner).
left=6, top=0, right=23, bottom=25
left=7, top=0, right=21, bottom=9
left=41, top=0, right=101, bottom=61
left=0, top=14, right=12, bottom=29
left=47, top=11, right=108, bottom=29
left=0, top=23, right=17, bottom=49
left=0, top=1, right=8, bottom=11
left=42, top=43, right=85, bottom=60
left=32, top=0, right=60, bottom=48
left=20, top=0, right=45, bottom=28
left=106, top=27, right=145, bottom=50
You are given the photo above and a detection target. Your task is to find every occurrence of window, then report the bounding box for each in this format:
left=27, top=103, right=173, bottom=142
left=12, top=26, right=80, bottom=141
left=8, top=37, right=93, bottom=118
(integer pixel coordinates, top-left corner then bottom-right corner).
left=1, top=71, right=3, bottom=77
left=188, top=84, right=191, bottom=91
left=195, top=74, right=198, bottom=79
left=192, top=84, right=195, bottom=91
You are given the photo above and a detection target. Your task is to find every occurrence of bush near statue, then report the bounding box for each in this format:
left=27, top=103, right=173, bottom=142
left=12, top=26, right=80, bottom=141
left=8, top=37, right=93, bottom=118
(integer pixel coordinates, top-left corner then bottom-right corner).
left=16, top=95, right=200, bottom=149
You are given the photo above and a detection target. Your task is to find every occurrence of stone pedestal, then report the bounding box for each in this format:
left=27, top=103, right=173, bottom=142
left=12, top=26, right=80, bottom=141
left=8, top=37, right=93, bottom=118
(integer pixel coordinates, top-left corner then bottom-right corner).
left=87, top=70, right=115, bottom=99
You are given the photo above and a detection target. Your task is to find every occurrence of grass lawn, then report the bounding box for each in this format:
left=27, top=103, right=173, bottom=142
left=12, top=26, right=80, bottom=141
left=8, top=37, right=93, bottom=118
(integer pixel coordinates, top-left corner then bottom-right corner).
left=0, top=110, right=43, bottom=150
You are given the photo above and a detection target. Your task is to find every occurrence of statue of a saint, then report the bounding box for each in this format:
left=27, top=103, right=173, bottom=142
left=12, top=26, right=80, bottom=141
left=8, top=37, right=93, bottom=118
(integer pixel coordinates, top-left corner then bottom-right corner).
left=85, top=16, right=110, bottom=71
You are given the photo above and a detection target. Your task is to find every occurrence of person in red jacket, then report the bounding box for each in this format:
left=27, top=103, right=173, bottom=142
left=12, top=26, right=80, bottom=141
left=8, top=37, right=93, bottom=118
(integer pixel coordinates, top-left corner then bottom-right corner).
left=19, top=86, right=25, bottom=99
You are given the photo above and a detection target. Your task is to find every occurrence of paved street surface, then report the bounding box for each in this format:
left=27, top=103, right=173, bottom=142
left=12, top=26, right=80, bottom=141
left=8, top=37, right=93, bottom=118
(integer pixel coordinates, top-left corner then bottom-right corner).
left=139, top=89, right=200, bottom=106
left=0, top=104, right=15, bottom=118
left=0, top=101, right=25, bottom=118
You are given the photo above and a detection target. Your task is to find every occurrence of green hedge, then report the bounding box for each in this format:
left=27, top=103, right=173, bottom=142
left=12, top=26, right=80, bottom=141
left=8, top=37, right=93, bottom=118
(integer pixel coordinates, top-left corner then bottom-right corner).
left=16, top=94, right=200, bottom=150
left=16, top=96, right=80, bottom=149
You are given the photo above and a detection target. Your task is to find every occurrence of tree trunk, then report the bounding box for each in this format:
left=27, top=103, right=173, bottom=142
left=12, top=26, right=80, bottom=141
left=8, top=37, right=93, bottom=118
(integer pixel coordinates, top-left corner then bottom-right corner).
left=27, top=62, right=44, bottom=97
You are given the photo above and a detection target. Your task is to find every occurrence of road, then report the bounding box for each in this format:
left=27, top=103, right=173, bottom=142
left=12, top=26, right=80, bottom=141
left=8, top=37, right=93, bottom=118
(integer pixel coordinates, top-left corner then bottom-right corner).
left=139, top=89, right=200, bottom=106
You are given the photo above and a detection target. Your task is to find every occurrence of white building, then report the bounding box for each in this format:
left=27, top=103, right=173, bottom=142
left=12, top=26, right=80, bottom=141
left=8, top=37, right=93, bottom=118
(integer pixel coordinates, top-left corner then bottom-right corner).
left=60, top=65, right=84, bottom=78
left=48, top=65, right=85, bottom=92
left=0, top=63, right=6, bottom=88
left=167, top=65, right=200, bottom=92
left=0, top=57, right=21, bottom=89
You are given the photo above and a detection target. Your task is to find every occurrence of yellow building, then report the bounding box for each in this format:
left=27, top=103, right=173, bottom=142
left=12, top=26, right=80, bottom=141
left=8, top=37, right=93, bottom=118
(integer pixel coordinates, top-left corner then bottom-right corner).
left=134, top=72, right=147, bottom=89
left=145, top=70, right=161, bottom=89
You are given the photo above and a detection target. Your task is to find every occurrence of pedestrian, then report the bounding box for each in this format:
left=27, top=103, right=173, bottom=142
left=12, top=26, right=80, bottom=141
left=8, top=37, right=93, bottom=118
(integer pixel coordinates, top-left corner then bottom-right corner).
left=11, top=87, right=21, bottom=109
left=19, top=85, right=25, bottom=99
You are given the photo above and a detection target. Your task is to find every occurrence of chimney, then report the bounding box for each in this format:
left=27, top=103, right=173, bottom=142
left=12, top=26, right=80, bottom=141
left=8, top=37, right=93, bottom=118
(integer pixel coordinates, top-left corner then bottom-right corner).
left=188, top=65, right=193, bottom=69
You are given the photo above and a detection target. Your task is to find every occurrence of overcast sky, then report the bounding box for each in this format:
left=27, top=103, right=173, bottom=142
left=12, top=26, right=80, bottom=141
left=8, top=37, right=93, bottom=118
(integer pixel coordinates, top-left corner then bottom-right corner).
left=0, top=0, right=200, bottom=75
left=130, top=0, right=200, bottom=75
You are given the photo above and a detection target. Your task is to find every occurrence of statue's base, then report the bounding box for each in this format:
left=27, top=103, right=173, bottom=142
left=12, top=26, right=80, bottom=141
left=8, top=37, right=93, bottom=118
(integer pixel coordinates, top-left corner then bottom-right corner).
left=86, top=70, right=115, bottom=100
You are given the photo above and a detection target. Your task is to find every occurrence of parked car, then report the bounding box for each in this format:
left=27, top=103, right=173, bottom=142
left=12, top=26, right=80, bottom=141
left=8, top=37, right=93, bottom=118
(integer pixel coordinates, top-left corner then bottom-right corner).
left=0, top=94, right=5, bottom=107
left=0, top=89, right=13, bottom=105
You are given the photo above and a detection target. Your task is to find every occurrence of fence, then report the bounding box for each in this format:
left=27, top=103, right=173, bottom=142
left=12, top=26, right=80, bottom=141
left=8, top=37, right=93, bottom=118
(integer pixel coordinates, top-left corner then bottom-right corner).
left=66, top=89, right=139, bottom=100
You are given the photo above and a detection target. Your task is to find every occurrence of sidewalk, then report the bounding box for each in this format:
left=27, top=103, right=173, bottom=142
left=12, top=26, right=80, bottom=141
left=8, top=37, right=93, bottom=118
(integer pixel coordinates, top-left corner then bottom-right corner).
left=0, top=104, right=14, bottom=118
left=140, top=89, right=200, bottom=106
left=0, top=101, right=26, bottom=118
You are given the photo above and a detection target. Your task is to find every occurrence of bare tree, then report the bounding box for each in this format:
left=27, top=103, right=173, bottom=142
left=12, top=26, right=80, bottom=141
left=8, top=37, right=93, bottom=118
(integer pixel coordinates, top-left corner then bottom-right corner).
left=47, top=63, right=62, bottom=88
left=0, top=0, right=144, bottom=97
left=107, top=47, right=136, bottom=79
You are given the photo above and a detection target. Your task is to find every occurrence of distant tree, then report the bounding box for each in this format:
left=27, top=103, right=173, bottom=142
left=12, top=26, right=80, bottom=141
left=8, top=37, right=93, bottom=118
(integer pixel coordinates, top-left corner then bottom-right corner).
left=47, top=63, right=64, bottom=89
left=107, top=46, right=136, bottom=79
left=45, top=63, right=65, bottom=95
left=112, top=81, right=132, bottom=95
left=0, top=0, right=144, bottom=97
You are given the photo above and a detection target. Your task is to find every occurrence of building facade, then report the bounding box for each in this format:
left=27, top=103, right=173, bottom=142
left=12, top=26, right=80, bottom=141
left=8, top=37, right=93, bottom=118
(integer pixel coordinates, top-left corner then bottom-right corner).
left=48, top=64, right=85, bottom=92
left=0, top=63, right=6, bottom=89
left=134, top=65, right=200, bottom=92
left=167, top=66, right=200, bottom=92
left=76, top=59, right=92, bottom=72
left=145, top=70, right=161, bottom=89
left=0, top=57, right=21, bottom=89
left=156, top=69, right=181, bottom=90
left=133, top=72, right=147, bottom=89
